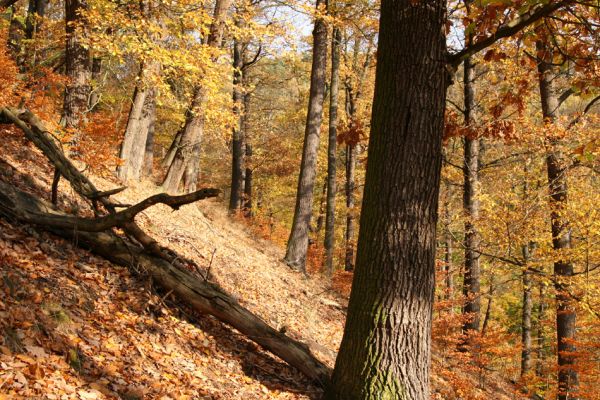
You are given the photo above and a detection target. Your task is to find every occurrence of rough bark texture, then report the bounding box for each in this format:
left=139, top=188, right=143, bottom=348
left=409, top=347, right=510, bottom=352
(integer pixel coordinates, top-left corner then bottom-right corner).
left=229, top=35, right=245, bottom=212
left=162, top=0, right=230, bottom=193
left=462, top=54, right=481, bottom=334
left=62, top=0, right=90, bottom=132
left=325, top=1, right=447, bottom=398
left=324, top=26, right=341, bottom=275
left=283, top=0, right=328, bottom=271
left=537, top=36, right=578, bottom=400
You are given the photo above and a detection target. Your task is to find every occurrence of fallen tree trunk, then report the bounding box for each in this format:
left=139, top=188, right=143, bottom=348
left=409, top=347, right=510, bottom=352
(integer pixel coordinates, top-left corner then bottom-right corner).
left=0, top=180, right=332, bottom=385
left=0, top=104, right=333, bottom=385
left=3, top=188, right=219, bottom=232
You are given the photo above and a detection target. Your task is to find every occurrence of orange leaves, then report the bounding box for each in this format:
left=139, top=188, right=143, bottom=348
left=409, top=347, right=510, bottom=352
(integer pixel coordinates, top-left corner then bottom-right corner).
left=337, top=119, right=364, bottom=147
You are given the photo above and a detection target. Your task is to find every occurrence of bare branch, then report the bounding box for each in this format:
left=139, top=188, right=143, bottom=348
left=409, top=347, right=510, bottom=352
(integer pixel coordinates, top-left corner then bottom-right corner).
left=448, top=0, right=574, bottom=67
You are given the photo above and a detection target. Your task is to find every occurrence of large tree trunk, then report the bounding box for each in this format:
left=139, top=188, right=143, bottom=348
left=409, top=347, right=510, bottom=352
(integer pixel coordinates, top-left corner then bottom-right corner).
left=324, top=26, right=341, bottom=275
left=162, top=0, right=230, bottom=193
left=61, top=0, right=90, bottom=132
left=229, top=35, right=245, bottom=212
left=536, top=34, right=578, bottom=400
left=325, top=1, right=447, bottom=398
left=462, top=52, right=481, bottom=334
left=283, top=0, right=328, bottom=271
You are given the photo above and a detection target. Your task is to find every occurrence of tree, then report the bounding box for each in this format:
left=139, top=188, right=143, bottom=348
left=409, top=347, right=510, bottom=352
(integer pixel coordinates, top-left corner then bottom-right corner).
left=62, top=0, right=91, bottom=132
left=117, top=63, right=158, bottom=182
left=536, top=30, right=579, bottom=400
left=325, top=1, right=448, bottom=397
left=283, top=0, right=328, bottom=271
left=162, top=0, right=231, bottom=193
left=461, top=7, right=481, bottom=334
left=324, top=26, right=341, bottom=275
left=327, top=1, right=574, bottom=398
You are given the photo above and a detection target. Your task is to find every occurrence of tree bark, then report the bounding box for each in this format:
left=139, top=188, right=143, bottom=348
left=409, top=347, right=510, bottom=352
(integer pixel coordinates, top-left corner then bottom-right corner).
left=117, top=76, right=147, bottom=181
left=324, top=26, right=341, bottom=276
left=61, top=0, right=90, bottom=132
left=142, top=91, right=156, bottom=178
left=462, top=53, right=481, bottom=334
left=229, top=34, right=245, bottom=212
left=162, top=0, right=230, bottom=193
left=243, top=142, right=253, bottom=216
left=283, top=0, right=328, bottom=271
left=344, top=143, right=356, bottom=271
left=325, top=1, right=447, bottom=398
left=536, top=34, right=578, bottom=400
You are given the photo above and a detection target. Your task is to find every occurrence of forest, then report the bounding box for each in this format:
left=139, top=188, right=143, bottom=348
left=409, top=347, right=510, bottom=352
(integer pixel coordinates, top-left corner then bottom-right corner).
left=0, top=0, right=598, bottom=399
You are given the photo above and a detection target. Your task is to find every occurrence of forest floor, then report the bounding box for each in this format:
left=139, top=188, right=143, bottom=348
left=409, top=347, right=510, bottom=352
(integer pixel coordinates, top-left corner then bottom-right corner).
left=0, top=124, right=524, bottom=399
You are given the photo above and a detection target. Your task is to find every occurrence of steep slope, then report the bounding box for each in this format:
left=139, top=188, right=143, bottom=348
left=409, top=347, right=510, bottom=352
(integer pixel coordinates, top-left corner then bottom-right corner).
left=0, top=124, right=522, bottom=399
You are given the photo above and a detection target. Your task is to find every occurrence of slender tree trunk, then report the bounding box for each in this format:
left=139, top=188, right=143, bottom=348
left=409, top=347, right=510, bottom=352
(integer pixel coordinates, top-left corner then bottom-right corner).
left=242, top=92, right=253, bottom=216
left=24, top=0, right=47, bottom=68
left=462, top=53, right=481, bottom=334
left=62, top=0, right=90, bottom=133
left=117, top=83, right=147, bottom=181
left=444, top=187, right=454, bottom=300
left=163, top=87, right=206, bottom=193
left=536, top=282, right=546, bottom=378
left=324, top=26, right=341, bottom=275
left=117, top=64, right=157, bottom=182
left=344, top=143, right=356, bottom=271
left=283, top=0, right=328, bottom=271
left=243, top=144, right=253, bottom=216
left=142, top=91, right=156, bottom=178
left=25, top=0, right=47, bottom=39
left=7, top=6, right=25, bottom=62
left=229, top=35, right=245, bottom=212
left=313, top=178, right=327, bottom=234
left=481, top=275, right=494, bottom=336
left=88, top=57, right=102, bottom=111
left=521, top=244, right=533, bottom=377
left=325, top=1, right=447, bottom=398
left=536, top=34, right=578, bottom=400
left=162, top=127, right=183, bottom=168
left=161, top=0, right=230, bottom=193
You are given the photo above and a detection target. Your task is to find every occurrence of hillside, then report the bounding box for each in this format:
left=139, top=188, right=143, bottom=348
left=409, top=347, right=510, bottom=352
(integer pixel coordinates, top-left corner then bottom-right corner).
left=0, top=124, right=522, bottom=399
